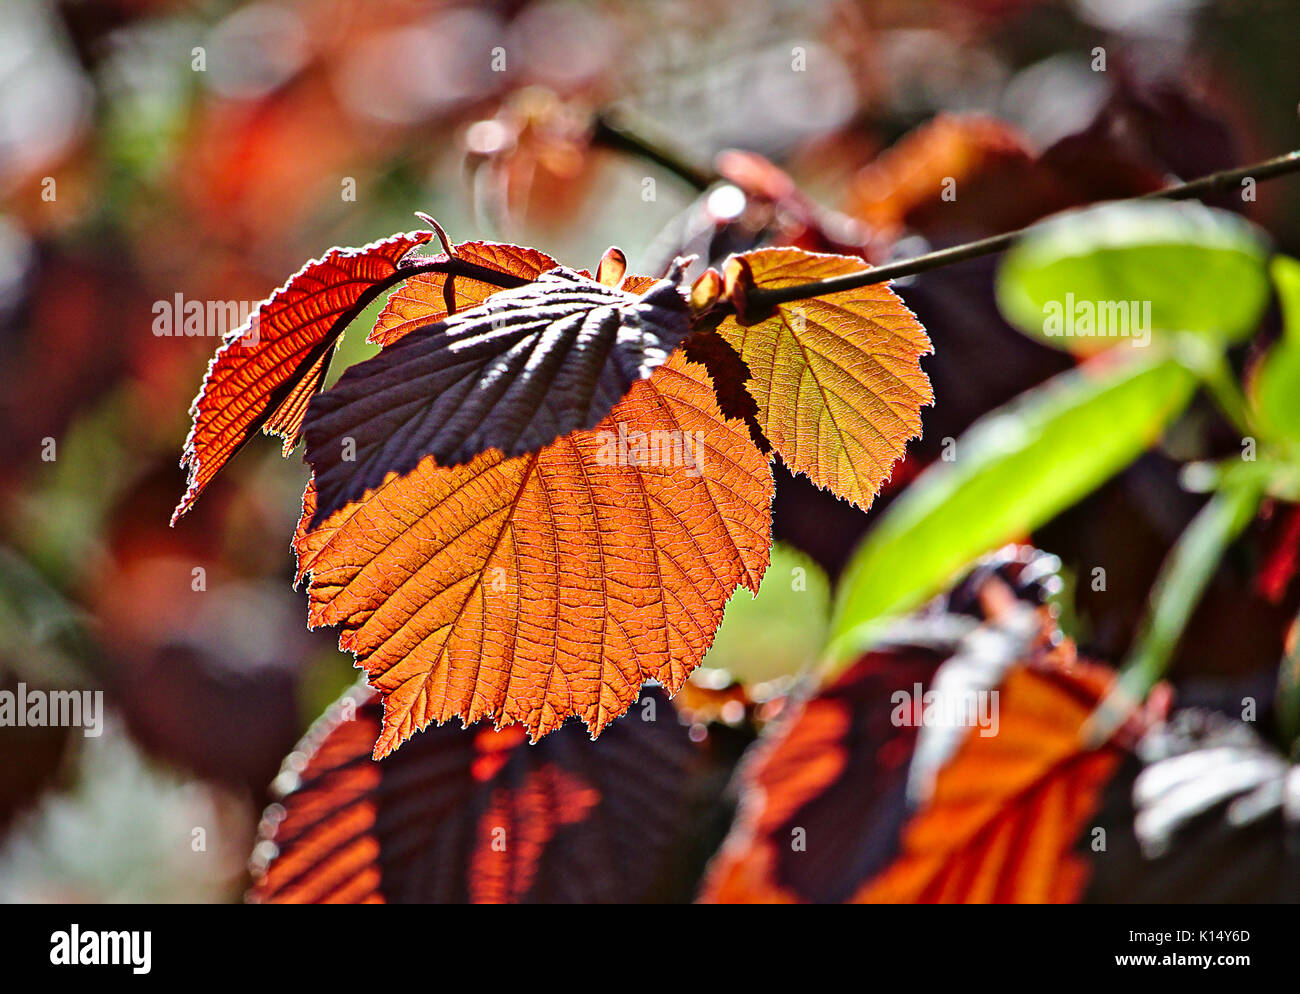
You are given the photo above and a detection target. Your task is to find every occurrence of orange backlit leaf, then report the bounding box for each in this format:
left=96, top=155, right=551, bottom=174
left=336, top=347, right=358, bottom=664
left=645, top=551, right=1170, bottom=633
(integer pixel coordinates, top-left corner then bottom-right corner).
left=857, top=661, right=1123, bottom=903
left=172, top=230, right=433, bottom=523
left=369, top=241, right=559, bottom=347
left=845, top=113, right=1039, bottom=239
left=716, top=247, right=932, bottom=510
left=250, top=685, right=698, bottom=903
left=295, top=349, right=774, bottom=755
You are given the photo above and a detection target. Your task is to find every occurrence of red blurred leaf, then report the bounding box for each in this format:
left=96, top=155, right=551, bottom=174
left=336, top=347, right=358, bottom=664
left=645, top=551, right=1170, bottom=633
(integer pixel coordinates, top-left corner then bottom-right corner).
left=844, top=113, right=1045, bottom=240
left=700, top=548, right=1120, bottom=904
left=1256, top=504, right=1300, bottom=603
left=172, top=230, right=434, bottom=523
left=700, top=646, right=945, bottom=903
left=857, top=660, right=1123, bottom=903
left=250, top=685, right=699, bottom=903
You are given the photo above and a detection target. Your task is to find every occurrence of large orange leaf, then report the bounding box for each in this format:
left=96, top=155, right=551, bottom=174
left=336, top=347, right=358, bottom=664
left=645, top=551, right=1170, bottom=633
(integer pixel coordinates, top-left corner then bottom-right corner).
left=250, top=685, right=699, bottom=903
left=368, top=241, right=559, bottom=347
left=716, top=247, right=932, bottom=511
left=172, top=230, right=433, bottom=523
left=295, top=349, right=774, bottom=755
left=857, top=660, right=1123, bottom=903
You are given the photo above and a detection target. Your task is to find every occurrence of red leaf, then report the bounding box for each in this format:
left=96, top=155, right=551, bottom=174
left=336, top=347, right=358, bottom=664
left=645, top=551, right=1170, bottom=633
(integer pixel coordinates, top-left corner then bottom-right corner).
left=172, top=230, right=433, bottom=524
left=858, top=661, right=1124, bottom=903
left=699, top=646, right=944, bottom=903
left=845, top=113, right=1043, bottom=240
left=249, top=685, right=699, bottom=903
left=700, top=548, right=1105, bottom=904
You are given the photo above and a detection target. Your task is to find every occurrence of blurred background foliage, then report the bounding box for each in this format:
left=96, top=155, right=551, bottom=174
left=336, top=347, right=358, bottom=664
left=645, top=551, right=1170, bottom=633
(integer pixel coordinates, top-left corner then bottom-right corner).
left=0, top=0, right=1298, bottom=901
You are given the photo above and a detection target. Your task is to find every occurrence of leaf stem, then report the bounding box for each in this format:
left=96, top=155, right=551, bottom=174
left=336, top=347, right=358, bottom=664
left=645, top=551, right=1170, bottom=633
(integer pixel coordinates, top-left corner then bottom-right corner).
left=1200, top=351, right=1257, bottom=439
left=397, top=254, right=534, bottom=292
left=742, top=150, right=1300, bottom=311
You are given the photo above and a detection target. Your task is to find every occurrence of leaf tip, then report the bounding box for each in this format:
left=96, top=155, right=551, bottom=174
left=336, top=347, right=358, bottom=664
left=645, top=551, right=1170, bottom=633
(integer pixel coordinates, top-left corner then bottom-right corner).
left=595, top=246, right=627, bottom=287
left=722, top=254, right=768, bottom=323
left=690, top=268, right=723, bottom=315
left=414, top=212, right=455, bottom=257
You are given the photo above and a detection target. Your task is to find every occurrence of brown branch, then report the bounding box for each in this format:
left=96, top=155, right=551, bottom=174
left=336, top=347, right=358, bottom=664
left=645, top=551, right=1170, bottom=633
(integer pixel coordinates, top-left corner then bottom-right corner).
left=591, top=109, right=718, bottom=192
left=399, top=149, right=1300, bottom=320
left=739, top=149, right=1300, bottom=312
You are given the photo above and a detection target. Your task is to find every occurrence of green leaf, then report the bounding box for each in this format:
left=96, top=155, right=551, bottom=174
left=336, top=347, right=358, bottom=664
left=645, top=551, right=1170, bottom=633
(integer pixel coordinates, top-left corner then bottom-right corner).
left=826, top=353, right=1198, bottom=663
left=996, top=200, right=1270, bottom=353
left=702, top=542, right=830, bottom=686
left=1251, top=255, right=1300, bottom=445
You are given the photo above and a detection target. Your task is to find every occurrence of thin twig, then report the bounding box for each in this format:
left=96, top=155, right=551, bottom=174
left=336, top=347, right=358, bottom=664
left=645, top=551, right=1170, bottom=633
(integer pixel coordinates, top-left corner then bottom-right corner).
left=591, top=110, right=718, bottom=192
left=407, top=149, right=1300, bottom=314
left=741, top=150, right=1300, bottom=312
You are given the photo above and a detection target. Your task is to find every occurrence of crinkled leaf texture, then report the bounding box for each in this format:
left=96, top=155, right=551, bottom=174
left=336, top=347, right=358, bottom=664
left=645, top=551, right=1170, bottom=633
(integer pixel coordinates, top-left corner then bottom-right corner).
left=718, top=248, right=932, bottom=511
left=303, top=263, right=693, bottom=526
left=295, top=349, right=774, bottom=756
left=172, top=230, right=433, bottom=523
left=249, top=685, right=697, bottom=903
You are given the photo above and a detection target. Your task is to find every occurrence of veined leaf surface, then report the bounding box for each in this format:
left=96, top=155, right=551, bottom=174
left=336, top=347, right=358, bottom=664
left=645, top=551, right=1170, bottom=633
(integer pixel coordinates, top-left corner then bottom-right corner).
left=172, top=230, right=433, bottom=523
left=304, top=264, right=693, bottom=525
left=716, top=247, right=932, bottom=511
left=295, top=350, right=774, bottom=755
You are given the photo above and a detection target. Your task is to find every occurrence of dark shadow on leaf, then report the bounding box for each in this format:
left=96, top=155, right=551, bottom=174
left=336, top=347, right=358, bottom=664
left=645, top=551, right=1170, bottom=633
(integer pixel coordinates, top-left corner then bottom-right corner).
left=304, top=264, right=693, bottom=525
